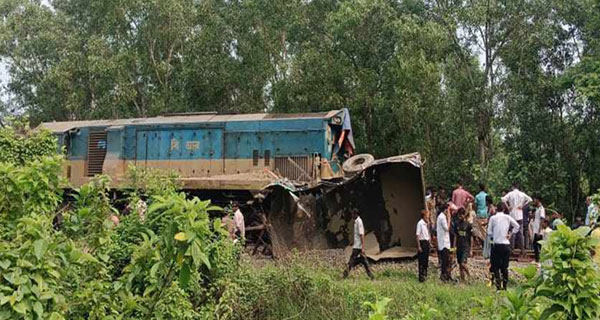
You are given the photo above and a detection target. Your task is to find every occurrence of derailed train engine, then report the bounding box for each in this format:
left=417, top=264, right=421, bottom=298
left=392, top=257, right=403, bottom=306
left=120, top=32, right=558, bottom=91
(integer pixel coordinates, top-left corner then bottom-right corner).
left=40, top=109, right=425, bottom=258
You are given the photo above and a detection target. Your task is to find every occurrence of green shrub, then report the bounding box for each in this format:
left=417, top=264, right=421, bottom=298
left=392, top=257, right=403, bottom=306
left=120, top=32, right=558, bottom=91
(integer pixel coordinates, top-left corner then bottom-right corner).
left=401, top=302, right=440, bottom=320
left=0, top=150, right=239, bottom=319
left=105, top=214, right=147, bottom=279
left=64, top=175, right=117, bottom=254
left=0, top=127, right=57, bottom=165
left=480, top=224, right=600, bottom=320
left=0, top=214, right=66, bottom=319
left=0, top=157, right=63, bottom=232
left=116, top=192, right=235, bottom=317
left=363, top=296, right=392, bottom=320
left=536, top=225, right=600, bottom=319
left=0, top=157, right=104, bottom=320
left=124, top=165, right=182, bottom=203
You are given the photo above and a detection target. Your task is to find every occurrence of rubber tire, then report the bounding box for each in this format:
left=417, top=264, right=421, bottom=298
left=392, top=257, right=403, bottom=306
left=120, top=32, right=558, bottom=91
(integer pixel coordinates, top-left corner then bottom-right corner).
left=342, top=153, right=375, bottom=173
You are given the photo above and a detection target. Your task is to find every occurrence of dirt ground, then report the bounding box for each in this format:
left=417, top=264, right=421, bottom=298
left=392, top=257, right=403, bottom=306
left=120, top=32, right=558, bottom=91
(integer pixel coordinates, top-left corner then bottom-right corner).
left=244, top=248, right=533, bottom=283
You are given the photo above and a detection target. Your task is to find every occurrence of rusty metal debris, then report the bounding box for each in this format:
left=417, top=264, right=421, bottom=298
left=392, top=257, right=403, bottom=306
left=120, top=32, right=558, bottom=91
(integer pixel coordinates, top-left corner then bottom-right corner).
left=246, top=152, right=425, bottom=260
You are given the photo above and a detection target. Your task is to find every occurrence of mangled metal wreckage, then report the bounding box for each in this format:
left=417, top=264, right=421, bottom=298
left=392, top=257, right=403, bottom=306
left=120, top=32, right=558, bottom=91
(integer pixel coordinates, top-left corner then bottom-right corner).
left=254, top=153, right=425, bottom=260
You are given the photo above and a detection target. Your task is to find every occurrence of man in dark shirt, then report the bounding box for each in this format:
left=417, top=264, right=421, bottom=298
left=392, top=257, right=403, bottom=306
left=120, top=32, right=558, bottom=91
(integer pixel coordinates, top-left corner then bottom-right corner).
left=451, top=208, right=460, bottom=249
left=454, top=208, right=473, bottom=282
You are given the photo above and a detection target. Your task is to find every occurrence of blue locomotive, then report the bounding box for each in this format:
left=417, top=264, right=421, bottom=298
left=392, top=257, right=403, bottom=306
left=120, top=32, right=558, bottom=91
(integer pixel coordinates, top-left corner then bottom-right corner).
left=40, top=109, right=355, bottom=190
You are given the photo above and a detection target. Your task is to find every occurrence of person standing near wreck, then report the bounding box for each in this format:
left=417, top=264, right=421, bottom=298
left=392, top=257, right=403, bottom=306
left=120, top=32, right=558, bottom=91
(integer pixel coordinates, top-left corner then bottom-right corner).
left=343, top=209, right=374, bottom=280
left=436, top=187, right=448, bottom=213
left=416, top=209, right=431, bottom=282
left=502, top=183, right=532, bottom=258
left=452, top=181, right=474, bottom=209
left=585, top=196, right=599, bottom=227
left=232, top=202, right=245, bottom=241
left=455, top=208, right=473, bottom=282
left=531, top=195, right=546, bottom=262
left=487, top=206, right=519, bottom=290
left=475, top=184, right=488, bottom=219
left=437, top=203, right=453, bottom=282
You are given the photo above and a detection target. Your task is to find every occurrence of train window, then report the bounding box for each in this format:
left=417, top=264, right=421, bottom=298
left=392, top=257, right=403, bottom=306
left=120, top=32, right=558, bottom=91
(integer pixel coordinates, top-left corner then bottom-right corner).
left=253, top=150, right=259, bottom=166
left=264, top=150, right=271, bottom=166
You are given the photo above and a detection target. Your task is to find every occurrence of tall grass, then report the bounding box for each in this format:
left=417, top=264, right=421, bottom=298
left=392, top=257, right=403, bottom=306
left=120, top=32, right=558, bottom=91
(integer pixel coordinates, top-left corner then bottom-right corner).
left=223, top=254, right=498, bottom=320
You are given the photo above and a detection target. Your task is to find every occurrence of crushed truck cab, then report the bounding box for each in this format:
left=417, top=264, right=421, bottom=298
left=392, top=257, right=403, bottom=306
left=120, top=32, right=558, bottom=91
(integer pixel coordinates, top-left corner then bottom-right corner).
left=257, top=153, right=425, bottom=259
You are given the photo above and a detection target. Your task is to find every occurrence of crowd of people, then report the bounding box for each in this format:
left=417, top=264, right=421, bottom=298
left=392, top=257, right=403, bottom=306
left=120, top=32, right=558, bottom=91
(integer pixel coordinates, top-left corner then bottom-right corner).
left=414, top=182, right=600, bottom=290
left=115, top=185, right=597, bottom=290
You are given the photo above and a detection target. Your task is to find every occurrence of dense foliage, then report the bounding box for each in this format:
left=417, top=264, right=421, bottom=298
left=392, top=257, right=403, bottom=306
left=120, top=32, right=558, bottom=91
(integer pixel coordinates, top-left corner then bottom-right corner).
left=0, top=127, right=57, bottom=165
left=536, top=225, right=600, bottom=319
left=0, top=153, right=239, bottom=319
left=1, top=0, right=599, bottom=219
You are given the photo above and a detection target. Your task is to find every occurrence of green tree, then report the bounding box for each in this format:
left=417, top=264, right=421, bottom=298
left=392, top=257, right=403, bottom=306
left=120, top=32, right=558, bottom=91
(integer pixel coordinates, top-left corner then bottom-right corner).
left=433, top=0, right=548, bottom=181
left=2, top=0, right=600, bottom=217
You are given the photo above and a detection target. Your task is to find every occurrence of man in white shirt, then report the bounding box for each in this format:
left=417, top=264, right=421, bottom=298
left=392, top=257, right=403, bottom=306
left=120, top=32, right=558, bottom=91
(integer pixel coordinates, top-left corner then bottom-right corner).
left=343, top=209, right=374, bottom=279
left=232, top=202, right=245, bottom=240
left=416, top=209, right=431, bottom=282
left=436, top=204, right=452, bottom=282
left=501, top=183, right=532, bottom=257
left=531, top=195, right=546, bottom=262
left=487, top=208, right=519, bottom=290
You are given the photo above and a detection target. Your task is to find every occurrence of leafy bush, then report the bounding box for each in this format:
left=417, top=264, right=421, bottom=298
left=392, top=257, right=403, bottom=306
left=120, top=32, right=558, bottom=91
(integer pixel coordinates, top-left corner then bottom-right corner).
left=0, top=157, right=98, bottom=319
left=115, top=192, right=236, bottom=318
left=124, top=165, right=182, bottom=203
left=536, top=225, right=600, bottom=319
left=0, top=127, right=57, bottom=165
left=0, top=214, right=102, bottom=320
left=363, top=297, right=441, bottom=320
left=401, top=303, right=440, bottom=320
left=478, top=224, right=600, bottom=320
left=64, top=175, right=117, bottom=254
left=105, top=214, right=147, bottom=279
left=0, top=156, right=63, bottom=238
left=0, top=151, right=239, bottom=319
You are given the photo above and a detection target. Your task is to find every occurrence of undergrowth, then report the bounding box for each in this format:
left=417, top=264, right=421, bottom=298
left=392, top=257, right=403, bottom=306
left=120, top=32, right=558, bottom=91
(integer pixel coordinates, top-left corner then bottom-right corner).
left=223, top=255, right=499, bottom=320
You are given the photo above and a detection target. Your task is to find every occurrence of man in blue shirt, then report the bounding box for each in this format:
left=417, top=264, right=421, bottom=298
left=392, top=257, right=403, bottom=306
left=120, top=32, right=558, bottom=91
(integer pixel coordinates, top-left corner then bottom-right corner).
left=475, top=183, right=488, bottom=219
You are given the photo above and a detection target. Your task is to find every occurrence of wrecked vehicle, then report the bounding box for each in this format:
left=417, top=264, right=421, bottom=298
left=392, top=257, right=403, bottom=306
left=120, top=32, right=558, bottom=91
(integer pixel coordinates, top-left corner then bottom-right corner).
left=257, top=153, right=425, bottom=260
left=40, top=109, right=425, bottom=259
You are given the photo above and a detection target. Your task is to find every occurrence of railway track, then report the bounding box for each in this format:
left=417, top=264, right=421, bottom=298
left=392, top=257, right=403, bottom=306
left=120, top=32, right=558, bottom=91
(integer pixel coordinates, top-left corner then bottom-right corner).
left=471, top=248, right=536, bottom=262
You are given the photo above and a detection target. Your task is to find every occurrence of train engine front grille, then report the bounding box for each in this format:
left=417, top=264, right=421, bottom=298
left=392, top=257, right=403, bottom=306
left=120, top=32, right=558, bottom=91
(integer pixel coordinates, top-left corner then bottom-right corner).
left=274, top=155, right=315, bottom=182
